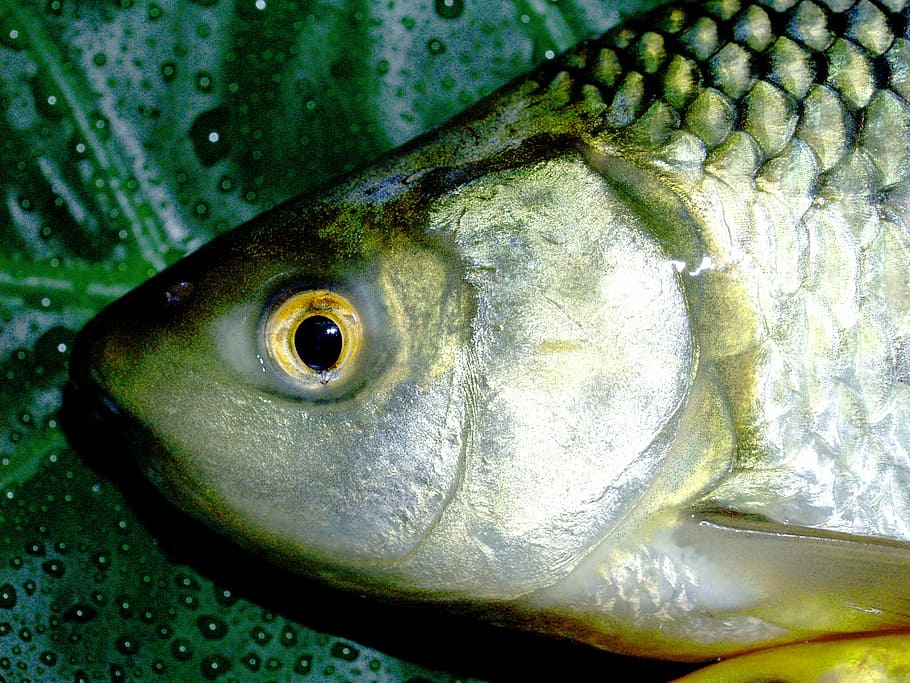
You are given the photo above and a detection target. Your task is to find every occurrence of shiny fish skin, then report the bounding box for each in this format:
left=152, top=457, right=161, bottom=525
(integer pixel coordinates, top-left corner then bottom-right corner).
left=563, top=0, right=910, bottom=535
left=70, top=0, right=910, bottom=666
left=584, top=0, right=910, bottom=537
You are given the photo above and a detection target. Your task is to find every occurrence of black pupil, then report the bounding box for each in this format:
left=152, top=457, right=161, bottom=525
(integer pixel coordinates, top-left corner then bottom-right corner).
left=294, top=316, right=343, bottom=371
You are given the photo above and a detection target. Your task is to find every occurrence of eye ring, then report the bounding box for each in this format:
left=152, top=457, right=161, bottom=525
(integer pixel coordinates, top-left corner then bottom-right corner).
left=265, top=290, right=362, bottom=386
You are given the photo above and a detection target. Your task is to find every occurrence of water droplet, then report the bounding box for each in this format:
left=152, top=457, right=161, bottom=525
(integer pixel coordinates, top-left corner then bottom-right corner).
left=196, top=615, right=228, bottom=640
left=0, top=584, right=17, bottom=609
left=242, top=653, right=260, bottom=671
left=63, top=604, right=97, bottom=623
left=434, top=0, right=464, bottom=19
left=30, top=76, right=64, bottom=119
left=91, top=112, right=110, bottom=139
left=171, top=638, right=193, bottom=661
left=93, top=53, right=107, bottom=67
left=402, top=15, right=416, bottom=30
left=330, top=641, right=359, bottom=662
left=279, top=623, right=297, bottom=647
left=200, top=654, right=230, bottom=680
left=110, top=663, right=126, bottom=682
left=173, top=573, right=199, bottom=591
left=189, top=107, right=231, bottom=166
left=19, top=626, right=33, bottom=642
left=116, top=595, right=133, bottom=619
left=40, top=650, right=58, bottom=666
left=195, top=71, right=214, bottom=92
left=427, top=38, right=446, bottom=55
left=41, top=559, right=65, bottom=578
left=294, top=655, right=312, bottom=675
left=216, top=175, right=234, bottom=193
left=0, top=16, right=28, bottom=50
left=161, top=61, right=177, bottom=82
left=23, top=579, right=37, bottom=596
left=148, top=3, right=163, bottom=20
left=250, top=625, right=271, bottom=645
left=116, top=635, right=139, bottom=655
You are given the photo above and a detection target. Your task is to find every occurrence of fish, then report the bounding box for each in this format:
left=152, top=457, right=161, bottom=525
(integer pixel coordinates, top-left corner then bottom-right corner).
left=69, top=0, right=910, bottom=676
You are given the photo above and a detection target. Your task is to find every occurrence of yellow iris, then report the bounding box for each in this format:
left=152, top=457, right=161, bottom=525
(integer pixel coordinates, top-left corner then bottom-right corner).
left=264, top=290, right=362, bottom=386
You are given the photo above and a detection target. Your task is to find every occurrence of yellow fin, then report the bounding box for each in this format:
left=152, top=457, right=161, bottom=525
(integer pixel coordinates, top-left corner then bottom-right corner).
left=672, top=633, right=910, bottom=682
left=674, top=508, right=910, bottom=640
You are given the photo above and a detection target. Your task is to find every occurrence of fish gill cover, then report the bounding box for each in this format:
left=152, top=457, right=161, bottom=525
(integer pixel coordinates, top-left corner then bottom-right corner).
left=0, top=0, right=697, bottom=681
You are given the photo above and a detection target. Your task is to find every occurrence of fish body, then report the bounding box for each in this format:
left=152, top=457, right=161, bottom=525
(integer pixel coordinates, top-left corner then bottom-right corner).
left=71, top=0, right=910, bottom=665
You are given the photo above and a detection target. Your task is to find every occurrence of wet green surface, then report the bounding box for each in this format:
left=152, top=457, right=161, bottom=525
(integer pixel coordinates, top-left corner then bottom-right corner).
left=0, top=1, right=696, bottom=680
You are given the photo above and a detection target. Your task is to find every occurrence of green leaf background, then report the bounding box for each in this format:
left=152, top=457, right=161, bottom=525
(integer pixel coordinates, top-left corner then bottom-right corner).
left=0, top=0, right=697, bottom=680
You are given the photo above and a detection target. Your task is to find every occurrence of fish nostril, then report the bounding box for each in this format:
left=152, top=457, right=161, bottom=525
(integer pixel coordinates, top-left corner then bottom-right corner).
left=162, top=279, right=194, bottom=306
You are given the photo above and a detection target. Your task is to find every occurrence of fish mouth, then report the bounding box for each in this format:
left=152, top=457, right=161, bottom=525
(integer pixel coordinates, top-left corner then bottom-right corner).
left=67, top=306, right=122, bottom=415
left=63, top=312, right=134, bottom=477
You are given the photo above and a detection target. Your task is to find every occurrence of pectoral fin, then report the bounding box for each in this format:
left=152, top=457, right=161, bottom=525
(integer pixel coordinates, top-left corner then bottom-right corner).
left=672, top=633, right=910, bottom=683
left=676, top=508, right=910, bottom=637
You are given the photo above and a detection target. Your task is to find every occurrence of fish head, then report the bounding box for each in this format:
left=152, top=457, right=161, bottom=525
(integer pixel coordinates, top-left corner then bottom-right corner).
left=70, top=152, right=701, bottom=598
left=70, top=186, right=473, bottom=579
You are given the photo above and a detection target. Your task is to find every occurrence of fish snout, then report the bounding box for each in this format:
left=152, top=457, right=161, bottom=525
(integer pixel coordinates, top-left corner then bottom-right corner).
left=64, top=277, right=177, bottom=472
left=64, top=312, right=132, bottom=474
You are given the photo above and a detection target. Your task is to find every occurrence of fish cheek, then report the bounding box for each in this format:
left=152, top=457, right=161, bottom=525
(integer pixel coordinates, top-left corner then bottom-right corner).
left=142, top=239, right=471, bottom=572
left=395, top=156, right=697, bottom=597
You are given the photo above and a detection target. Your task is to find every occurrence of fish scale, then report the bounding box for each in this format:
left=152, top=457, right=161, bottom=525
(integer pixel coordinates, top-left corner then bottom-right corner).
left=507, top=0, right=910, bottom=541
left=533, top=1, right=905, bottom=156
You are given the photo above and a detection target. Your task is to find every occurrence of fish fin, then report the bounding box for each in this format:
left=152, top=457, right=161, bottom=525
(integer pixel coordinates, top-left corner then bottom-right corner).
left=671, top=633, right=910, bottom=683
left=676, top=507, right=910, bottom=636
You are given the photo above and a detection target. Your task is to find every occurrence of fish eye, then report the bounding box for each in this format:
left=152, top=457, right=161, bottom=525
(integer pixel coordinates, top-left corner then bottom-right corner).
left=264, top=290, right=362, bottom=386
